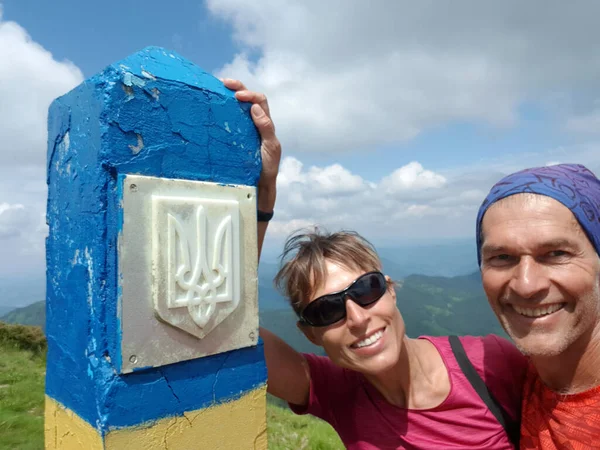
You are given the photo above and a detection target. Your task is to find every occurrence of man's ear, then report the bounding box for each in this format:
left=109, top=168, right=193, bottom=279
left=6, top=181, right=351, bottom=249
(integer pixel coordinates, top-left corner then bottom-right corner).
left=297, top=321, right=322, bottom=346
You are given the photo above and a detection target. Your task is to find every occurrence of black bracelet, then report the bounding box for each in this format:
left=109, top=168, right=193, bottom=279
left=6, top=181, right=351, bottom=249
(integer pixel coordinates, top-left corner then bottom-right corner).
left=257, top=210, right=274, bottom=222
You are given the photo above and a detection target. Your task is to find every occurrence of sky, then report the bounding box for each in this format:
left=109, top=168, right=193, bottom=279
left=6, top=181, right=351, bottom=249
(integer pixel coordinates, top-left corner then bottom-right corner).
left=2, top=1, right=600, bottom=294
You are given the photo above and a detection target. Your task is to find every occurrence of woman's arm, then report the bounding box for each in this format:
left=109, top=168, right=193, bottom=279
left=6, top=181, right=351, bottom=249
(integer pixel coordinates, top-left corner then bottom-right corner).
left=223, top=78, right=311, bottom=406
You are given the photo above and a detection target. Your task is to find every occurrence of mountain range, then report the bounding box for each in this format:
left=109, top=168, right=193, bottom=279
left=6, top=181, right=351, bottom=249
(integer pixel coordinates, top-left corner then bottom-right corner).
left=1, top=269, right=505, bottom=355
left=0, top=239, right=478, bottom=310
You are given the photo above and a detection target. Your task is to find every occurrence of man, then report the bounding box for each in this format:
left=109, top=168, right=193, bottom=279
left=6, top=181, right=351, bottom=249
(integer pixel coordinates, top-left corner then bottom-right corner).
left=476, top=164, right=600, bottom=449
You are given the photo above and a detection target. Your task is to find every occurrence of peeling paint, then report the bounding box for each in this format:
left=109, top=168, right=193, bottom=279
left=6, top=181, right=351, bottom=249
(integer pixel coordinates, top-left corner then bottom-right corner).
left=122, top=72, right=146, bottom=88
left=141, top=69, right=156, bottom=80
left=71, top=249, right=80, bottom=266
left=122, top=84, right=134, bottom=101
left=128, top=134, right=144, bottom=154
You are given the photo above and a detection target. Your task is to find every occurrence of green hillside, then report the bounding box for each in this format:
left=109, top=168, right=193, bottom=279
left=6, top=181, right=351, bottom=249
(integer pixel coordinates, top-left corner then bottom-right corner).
left=1, top=301, right=46, bottom=331
left=0, top=323, right=342, bottom=450
left=397, top=272, right=506, bottom=338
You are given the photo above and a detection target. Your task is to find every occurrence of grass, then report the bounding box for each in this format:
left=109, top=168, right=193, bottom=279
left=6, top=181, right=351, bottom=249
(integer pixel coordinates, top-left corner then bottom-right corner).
left=267, top=403, right=344, bottom=450
left=0, top=333, right=46, bottom=450
left=0, top=322, right=343, bottom=450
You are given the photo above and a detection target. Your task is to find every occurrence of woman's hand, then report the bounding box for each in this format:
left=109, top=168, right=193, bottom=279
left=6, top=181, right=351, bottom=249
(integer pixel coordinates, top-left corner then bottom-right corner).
left=222, top=78, right=281, bottom=212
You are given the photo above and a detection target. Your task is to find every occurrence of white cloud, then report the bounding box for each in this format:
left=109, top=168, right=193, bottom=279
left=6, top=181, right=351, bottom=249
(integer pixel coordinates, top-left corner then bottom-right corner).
left=405, top=205, right=432, bottom=217
left=209, top=1, right=600, bottom=154
left=0, top=11, right=84, bottom=168
left=278, top=157, right=369, bottom=195
left=565, top=109, right=600, bottom=134
left=265, top=146, right=600, bottom=249
left=307, top=164, right=366, bottom=195
left=269, top=157, right=453, bottom=241
left=267, top=218, right=316, bottom=238
left=0, top=11, right=83, bottom=276
left=380, top=162, right=447, bottom=193
left=0, top=203, right=27, bottom=238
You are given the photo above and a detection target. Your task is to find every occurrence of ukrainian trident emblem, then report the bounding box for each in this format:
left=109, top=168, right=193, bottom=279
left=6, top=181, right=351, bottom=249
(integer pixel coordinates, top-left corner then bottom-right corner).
left=152, top=195, right=241, bottom=339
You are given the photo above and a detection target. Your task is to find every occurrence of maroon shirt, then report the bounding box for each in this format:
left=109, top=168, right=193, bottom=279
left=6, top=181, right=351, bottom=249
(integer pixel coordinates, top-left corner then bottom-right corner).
left=290, top=335, right=527, bottom=449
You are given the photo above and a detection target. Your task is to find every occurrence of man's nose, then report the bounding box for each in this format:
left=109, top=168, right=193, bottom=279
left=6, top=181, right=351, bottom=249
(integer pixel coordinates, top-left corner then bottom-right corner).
left=509, top=256, right=551, bottom=299
left=345, top=297, right=369, bottom=329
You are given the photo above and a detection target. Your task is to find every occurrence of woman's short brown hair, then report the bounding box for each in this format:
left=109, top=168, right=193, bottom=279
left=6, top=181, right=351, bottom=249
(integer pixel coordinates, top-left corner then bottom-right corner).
left=274, top=228, right=386, bottom=315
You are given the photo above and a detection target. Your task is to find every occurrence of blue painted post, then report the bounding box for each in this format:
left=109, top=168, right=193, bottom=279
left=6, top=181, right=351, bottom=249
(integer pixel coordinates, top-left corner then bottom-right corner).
left=44, top=47, right=267, bottom=448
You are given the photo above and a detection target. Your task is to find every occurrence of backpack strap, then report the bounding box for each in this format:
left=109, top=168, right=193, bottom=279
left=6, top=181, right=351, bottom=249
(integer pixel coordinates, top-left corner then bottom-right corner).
left=448, top=335, right=520, bottom=448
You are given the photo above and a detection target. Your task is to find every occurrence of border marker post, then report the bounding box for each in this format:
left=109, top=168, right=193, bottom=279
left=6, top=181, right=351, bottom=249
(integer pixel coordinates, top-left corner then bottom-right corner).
left=44, top=47, right=267, bottom=449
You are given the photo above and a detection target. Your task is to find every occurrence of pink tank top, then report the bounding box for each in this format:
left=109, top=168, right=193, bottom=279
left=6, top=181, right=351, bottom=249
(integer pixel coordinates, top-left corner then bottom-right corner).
left=289, top=335, right=528, bottom=449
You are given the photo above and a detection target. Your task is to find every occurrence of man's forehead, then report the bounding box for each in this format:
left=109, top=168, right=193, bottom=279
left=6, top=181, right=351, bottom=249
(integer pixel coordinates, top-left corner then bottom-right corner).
left=481, top=194, right=584, bottom=243
left=490, top=192, right=562, bottom=208
left=484, top=194, right=579, bottom=224
left=481, top=236, right=581, bottom=254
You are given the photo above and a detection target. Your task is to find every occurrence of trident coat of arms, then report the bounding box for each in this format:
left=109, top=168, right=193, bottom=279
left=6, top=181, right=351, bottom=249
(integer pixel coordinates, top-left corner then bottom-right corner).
left=152, top=195, right=241, bottom=339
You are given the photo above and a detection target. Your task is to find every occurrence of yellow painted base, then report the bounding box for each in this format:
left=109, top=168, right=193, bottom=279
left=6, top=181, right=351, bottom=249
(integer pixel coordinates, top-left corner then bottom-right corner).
left=45, top=386, right=267, bottom=450
left=45, top=396, right=104, bottom=450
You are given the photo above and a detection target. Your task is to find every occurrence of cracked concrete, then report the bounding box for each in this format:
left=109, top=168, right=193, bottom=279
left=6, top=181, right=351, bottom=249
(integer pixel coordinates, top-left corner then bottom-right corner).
left=212, top=354, right=230, bottom=404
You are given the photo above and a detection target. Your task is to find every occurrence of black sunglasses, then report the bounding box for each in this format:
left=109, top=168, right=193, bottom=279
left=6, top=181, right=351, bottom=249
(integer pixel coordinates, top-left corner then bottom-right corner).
left=299, top=271, right=388, bottom=327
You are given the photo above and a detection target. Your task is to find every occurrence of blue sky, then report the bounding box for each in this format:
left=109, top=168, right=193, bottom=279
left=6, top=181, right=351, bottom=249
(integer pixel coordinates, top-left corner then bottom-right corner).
left=1, top=1, right=600, bottom=295
left=2, top=0, right=234, bottom=75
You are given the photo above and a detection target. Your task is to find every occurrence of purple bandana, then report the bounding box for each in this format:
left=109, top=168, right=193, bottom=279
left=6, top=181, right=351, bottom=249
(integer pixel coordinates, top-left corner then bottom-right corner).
left=476, top=163, right=600, bottom=266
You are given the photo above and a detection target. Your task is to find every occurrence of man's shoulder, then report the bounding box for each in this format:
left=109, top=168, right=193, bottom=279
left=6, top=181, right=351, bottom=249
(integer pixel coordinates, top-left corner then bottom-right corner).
left=524, top=367, right=600, bottom=405
left=521, top=369, right=600, bottom=447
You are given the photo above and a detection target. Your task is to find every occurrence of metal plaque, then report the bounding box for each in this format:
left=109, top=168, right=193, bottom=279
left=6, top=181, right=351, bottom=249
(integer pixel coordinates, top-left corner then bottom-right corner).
left=118, top=174, right=258, bottom=374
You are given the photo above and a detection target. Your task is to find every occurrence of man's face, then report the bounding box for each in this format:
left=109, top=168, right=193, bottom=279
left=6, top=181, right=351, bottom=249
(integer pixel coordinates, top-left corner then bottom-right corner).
left=480, top=194, right=600, bottom=357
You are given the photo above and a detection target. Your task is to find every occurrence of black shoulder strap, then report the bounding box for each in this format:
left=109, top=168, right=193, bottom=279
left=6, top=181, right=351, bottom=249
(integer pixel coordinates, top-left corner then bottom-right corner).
left=448, top=335, right=520, bottom=447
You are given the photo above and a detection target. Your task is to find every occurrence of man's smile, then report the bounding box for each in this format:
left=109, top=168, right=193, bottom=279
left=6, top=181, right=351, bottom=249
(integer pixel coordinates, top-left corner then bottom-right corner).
left=511, top=303, right=566, bottom=319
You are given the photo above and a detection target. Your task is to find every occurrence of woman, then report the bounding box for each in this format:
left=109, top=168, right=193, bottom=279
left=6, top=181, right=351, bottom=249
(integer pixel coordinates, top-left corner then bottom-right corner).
left=223, top=78, right=527, bottom=449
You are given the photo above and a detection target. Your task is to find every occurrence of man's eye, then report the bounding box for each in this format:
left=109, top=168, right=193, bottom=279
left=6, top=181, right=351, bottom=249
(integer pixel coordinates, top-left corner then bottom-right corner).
left=548, top=250, right=568, bottom=258
left=485, top=254, right=514, bottom=266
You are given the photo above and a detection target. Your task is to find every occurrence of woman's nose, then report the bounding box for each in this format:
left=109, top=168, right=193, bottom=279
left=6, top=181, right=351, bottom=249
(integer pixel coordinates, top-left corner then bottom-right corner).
left=345, top=297, right=369, bottom=329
